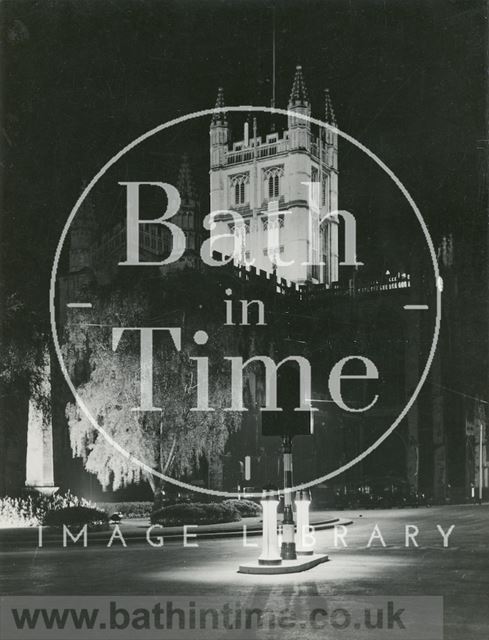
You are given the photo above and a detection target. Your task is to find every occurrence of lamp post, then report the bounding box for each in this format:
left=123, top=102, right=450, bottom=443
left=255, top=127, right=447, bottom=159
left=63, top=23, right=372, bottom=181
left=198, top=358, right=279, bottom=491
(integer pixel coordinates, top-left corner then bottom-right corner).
left=295, top=489, right=313, bottom=555
left=258, top=489, right=282, bottom=566
left=281, top=434, right=297, bottom=559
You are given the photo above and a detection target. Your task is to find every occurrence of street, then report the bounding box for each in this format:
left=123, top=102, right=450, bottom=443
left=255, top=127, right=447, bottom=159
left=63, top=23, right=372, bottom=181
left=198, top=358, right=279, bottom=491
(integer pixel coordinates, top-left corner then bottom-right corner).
left=1, top=504, right=487, bottom=638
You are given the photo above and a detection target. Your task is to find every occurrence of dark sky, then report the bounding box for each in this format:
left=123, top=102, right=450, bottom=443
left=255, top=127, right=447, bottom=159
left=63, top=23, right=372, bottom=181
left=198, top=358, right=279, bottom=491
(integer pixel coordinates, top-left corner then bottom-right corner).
left=1, top=0, right=487, bottom=324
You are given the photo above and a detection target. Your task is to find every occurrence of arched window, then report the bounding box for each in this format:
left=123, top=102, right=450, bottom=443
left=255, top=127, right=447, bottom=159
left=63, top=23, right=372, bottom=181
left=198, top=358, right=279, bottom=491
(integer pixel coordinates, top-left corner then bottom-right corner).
left=231, top=174, right=249, bottom=206
left=264, top=166, right=283, bottom=200
left=268, top=175, right=279, bottom=198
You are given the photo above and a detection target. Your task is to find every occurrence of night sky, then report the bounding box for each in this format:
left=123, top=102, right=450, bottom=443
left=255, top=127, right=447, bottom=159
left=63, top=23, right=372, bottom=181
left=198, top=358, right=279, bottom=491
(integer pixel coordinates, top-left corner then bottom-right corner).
left=1, top=0, right=487, bottom=325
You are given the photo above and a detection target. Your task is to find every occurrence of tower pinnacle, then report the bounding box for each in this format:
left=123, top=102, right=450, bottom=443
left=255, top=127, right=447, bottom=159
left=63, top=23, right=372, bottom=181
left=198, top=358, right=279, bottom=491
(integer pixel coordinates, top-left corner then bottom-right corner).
left=324, top=88, right=337, bottom=126
left=288, top=65, right=309, bottom=107
left=211, top=87, right=227, bottom=124
left=177, top=153, right=196, bottom=205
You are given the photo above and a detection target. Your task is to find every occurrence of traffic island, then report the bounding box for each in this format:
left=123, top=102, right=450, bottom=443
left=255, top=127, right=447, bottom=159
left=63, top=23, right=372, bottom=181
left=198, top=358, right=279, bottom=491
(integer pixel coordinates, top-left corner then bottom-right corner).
left=238, top=553, right=329, bottom=574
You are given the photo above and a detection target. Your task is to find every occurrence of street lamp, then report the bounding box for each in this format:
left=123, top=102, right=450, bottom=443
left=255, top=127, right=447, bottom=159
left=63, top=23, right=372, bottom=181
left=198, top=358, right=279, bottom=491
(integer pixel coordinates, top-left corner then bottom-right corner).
left=281, top=435, right=297, bottom=560
left=261, top=363, right=314, bottom=561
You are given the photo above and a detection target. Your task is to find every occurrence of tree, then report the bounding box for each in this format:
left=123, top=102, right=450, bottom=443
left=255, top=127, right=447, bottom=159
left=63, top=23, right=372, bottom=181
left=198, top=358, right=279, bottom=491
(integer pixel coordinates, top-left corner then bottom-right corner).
left=63, top=273, right=243, bottom=498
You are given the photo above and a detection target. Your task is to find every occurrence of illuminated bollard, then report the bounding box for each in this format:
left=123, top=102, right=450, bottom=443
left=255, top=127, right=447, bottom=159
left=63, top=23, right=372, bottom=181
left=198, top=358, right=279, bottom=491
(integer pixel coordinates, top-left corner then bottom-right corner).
left=295, top=489, right=314, bottom=555
left=258, top=489, right=282, bottom=566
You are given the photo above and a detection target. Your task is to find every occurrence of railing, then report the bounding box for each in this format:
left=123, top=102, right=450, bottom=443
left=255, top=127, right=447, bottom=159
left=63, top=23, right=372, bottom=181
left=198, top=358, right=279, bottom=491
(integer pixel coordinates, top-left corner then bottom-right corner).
left=326, top=273, right=411, bottom=297
left=354, top=274, right=411, bottom=294
left=258, top=144, right=278, bottom=158
left=226, top=149, right=254, bottom=165
left=226, top=136, right=331, bottom=166
left=226, top=140, right=288, bottom=165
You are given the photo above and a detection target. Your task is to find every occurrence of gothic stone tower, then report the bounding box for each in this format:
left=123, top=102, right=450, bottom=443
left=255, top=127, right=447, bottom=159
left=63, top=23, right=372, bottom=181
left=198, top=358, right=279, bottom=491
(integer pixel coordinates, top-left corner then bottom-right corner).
left=209, top=66, right=339, bottom=285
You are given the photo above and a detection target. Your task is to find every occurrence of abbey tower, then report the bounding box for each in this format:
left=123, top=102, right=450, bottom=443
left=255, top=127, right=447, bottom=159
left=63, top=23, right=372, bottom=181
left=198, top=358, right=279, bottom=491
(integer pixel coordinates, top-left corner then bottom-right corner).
left=209, top=65, right=339, bottom=285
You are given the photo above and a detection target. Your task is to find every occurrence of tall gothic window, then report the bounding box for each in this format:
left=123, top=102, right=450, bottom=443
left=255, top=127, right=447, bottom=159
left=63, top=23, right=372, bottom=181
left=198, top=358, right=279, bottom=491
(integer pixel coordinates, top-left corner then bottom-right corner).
left=322, top=175, right=329, bottom=207
left=264, top=166, right=284, bottom=200
left=231, top=174, right=249, bottom=206
left=268, top=174, right=279, bottom=198
left=235, top=181, right=245, bottom=204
